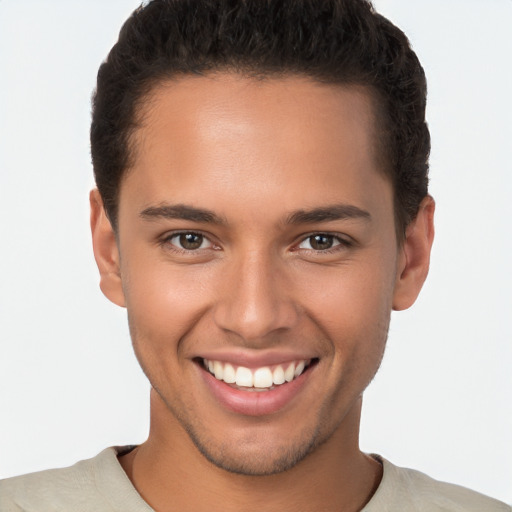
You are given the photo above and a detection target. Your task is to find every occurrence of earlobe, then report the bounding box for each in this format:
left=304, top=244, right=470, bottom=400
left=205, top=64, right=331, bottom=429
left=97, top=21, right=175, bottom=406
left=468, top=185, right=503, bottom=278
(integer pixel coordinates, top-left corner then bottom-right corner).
left=90, top=189, right=126, bottom=308
left=392, top=195, right=435, bottom=311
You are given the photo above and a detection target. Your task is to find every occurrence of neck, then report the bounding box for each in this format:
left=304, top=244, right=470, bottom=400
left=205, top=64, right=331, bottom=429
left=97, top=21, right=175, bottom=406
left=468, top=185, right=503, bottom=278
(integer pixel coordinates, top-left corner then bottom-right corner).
left=120, top=391, right=382, bottom=512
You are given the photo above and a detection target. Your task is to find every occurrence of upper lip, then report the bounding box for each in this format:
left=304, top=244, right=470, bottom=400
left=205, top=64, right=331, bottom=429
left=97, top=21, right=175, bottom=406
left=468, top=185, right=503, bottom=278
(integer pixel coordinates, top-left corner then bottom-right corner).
left=194, top=350, right=318, bottom=369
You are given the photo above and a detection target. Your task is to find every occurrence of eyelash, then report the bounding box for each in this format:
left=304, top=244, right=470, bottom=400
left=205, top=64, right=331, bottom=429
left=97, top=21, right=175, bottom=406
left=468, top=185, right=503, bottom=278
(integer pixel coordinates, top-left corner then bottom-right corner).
left=159, top=231, right=352, bottom=254
left=294, top=233, right=353, bottom=254
left=160, top=231, right=215, bottom=253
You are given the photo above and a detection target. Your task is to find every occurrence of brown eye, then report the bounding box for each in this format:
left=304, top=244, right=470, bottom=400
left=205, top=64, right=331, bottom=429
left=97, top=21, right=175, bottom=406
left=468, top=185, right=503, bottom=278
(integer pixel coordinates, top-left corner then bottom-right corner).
left=167, top=232, right=210, bottom=250
left=179, top=233, right=204, bottom=250
left=309, top=234, right=335, bottom=250
left=298, top=234, right=344, bottom=251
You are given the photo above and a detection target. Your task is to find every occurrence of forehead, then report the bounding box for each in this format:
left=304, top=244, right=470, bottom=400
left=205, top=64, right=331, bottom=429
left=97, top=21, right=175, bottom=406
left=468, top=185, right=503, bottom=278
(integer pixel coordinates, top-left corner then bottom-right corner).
left=134, top=73, right=380, bottom=169
left=121, top=73, right=392, bottom=227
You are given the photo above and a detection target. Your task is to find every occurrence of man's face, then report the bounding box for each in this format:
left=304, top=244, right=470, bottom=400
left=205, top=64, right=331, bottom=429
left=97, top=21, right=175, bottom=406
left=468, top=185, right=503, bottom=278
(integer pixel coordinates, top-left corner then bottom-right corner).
left=113, top=74, right=403, bottom=475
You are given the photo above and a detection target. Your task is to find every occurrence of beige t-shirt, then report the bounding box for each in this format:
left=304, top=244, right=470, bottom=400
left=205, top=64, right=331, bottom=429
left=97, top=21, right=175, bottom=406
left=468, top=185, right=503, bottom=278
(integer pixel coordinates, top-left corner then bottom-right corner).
left=0, top=447, right=510, bottom=511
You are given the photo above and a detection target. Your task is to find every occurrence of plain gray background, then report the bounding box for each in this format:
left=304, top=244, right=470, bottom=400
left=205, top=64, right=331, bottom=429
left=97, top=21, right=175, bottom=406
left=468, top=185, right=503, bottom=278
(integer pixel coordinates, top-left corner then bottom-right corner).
left=0, top=0, right=511, bottom=503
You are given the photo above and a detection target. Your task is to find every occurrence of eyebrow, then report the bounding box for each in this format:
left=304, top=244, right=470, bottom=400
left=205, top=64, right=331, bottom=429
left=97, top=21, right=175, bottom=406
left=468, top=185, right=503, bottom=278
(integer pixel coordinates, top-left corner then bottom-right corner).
left=139, top=204, right=226, bottom=225
left=139, top=202, right=371, bottom=226
left=286, top=204, right=371, bottom=224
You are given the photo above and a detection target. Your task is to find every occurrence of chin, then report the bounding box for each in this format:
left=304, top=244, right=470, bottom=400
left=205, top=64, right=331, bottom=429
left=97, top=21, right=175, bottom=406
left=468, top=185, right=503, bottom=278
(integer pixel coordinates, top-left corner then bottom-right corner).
left=185, top=422, right=323, bottom=476
left=157, top=385, right=328, bottom=477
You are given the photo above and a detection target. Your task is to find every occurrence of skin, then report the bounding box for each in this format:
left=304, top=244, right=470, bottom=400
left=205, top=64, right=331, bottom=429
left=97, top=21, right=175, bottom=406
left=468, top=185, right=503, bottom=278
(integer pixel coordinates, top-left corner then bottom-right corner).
left=91, top=74, right=434, bottom=512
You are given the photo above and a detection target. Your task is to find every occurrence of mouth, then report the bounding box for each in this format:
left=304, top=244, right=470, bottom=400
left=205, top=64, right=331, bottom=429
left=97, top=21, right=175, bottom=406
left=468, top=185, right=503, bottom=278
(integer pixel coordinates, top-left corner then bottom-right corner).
left=201, top=358, right=316, bottom=391
left=194, top=353, right=319, bottom=415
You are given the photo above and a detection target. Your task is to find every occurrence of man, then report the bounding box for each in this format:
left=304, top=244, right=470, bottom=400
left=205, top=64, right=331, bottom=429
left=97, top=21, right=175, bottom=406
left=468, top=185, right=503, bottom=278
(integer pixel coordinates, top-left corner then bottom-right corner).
left=0, top=0, right=509, bottom=510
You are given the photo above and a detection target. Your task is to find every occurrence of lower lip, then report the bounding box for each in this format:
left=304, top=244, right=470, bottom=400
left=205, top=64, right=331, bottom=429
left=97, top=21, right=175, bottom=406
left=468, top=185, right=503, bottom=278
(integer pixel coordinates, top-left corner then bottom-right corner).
left=199, top=364, right=314, bottom=416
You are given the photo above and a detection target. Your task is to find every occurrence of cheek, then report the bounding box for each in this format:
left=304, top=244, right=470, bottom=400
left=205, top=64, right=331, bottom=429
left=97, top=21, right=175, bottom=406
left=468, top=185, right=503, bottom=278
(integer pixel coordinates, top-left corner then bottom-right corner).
left=296, top=258, right=395, bottom=370
left=121, top=256, right=216, bottom=355
left=298, top=260, right=395, bottom=327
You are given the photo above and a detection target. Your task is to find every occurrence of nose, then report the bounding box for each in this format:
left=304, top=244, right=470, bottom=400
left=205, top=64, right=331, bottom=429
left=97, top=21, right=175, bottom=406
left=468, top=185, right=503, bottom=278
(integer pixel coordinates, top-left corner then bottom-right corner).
left=212, top=251, right=299, bottom=343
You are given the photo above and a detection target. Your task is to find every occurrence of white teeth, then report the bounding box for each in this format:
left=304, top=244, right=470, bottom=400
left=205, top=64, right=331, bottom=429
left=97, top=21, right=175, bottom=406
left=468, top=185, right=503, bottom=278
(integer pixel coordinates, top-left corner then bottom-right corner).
left=235, top=366, right=253, bottom=387
left=203, top=358, right=312, bottom=389
left=223, top=363, right=236, bottom=384
left=284, top=363, right=295, bottom=382
left=294, top=360, right=305, bottom=377
left=272, top=366, right=285, bottom=385
left=213, top=361, right=224, bottom=380
left=253, top=367, right=273, bottom=388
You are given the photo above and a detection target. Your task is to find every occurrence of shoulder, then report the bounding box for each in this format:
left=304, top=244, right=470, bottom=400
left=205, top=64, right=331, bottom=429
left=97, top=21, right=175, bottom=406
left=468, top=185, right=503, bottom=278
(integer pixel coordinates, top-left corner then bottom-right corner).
left=364, top=456, right=511, bottom=512
left=0, top=446, right=151, bottom=512
left=0, top=453, right=96, bottom=511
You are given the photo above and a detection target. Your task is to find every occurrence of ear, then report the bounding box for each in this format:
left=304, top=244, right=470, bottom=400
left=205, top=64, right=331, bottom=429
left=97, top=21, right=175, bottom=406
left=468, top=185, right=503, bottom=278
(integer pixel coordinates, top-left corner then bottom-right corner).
left=392, top=195, right=435, bottom=311
left=90, top=189, right=126, bottom=307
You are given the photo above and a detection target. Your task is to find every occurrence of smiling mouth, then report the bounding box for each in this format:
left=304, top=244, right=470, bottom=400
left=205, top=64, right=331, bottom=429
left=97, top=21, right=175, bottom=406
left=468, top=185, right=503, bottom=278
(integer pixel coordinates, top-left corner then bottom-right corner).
left=200, top=358, right=317, bottom=391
